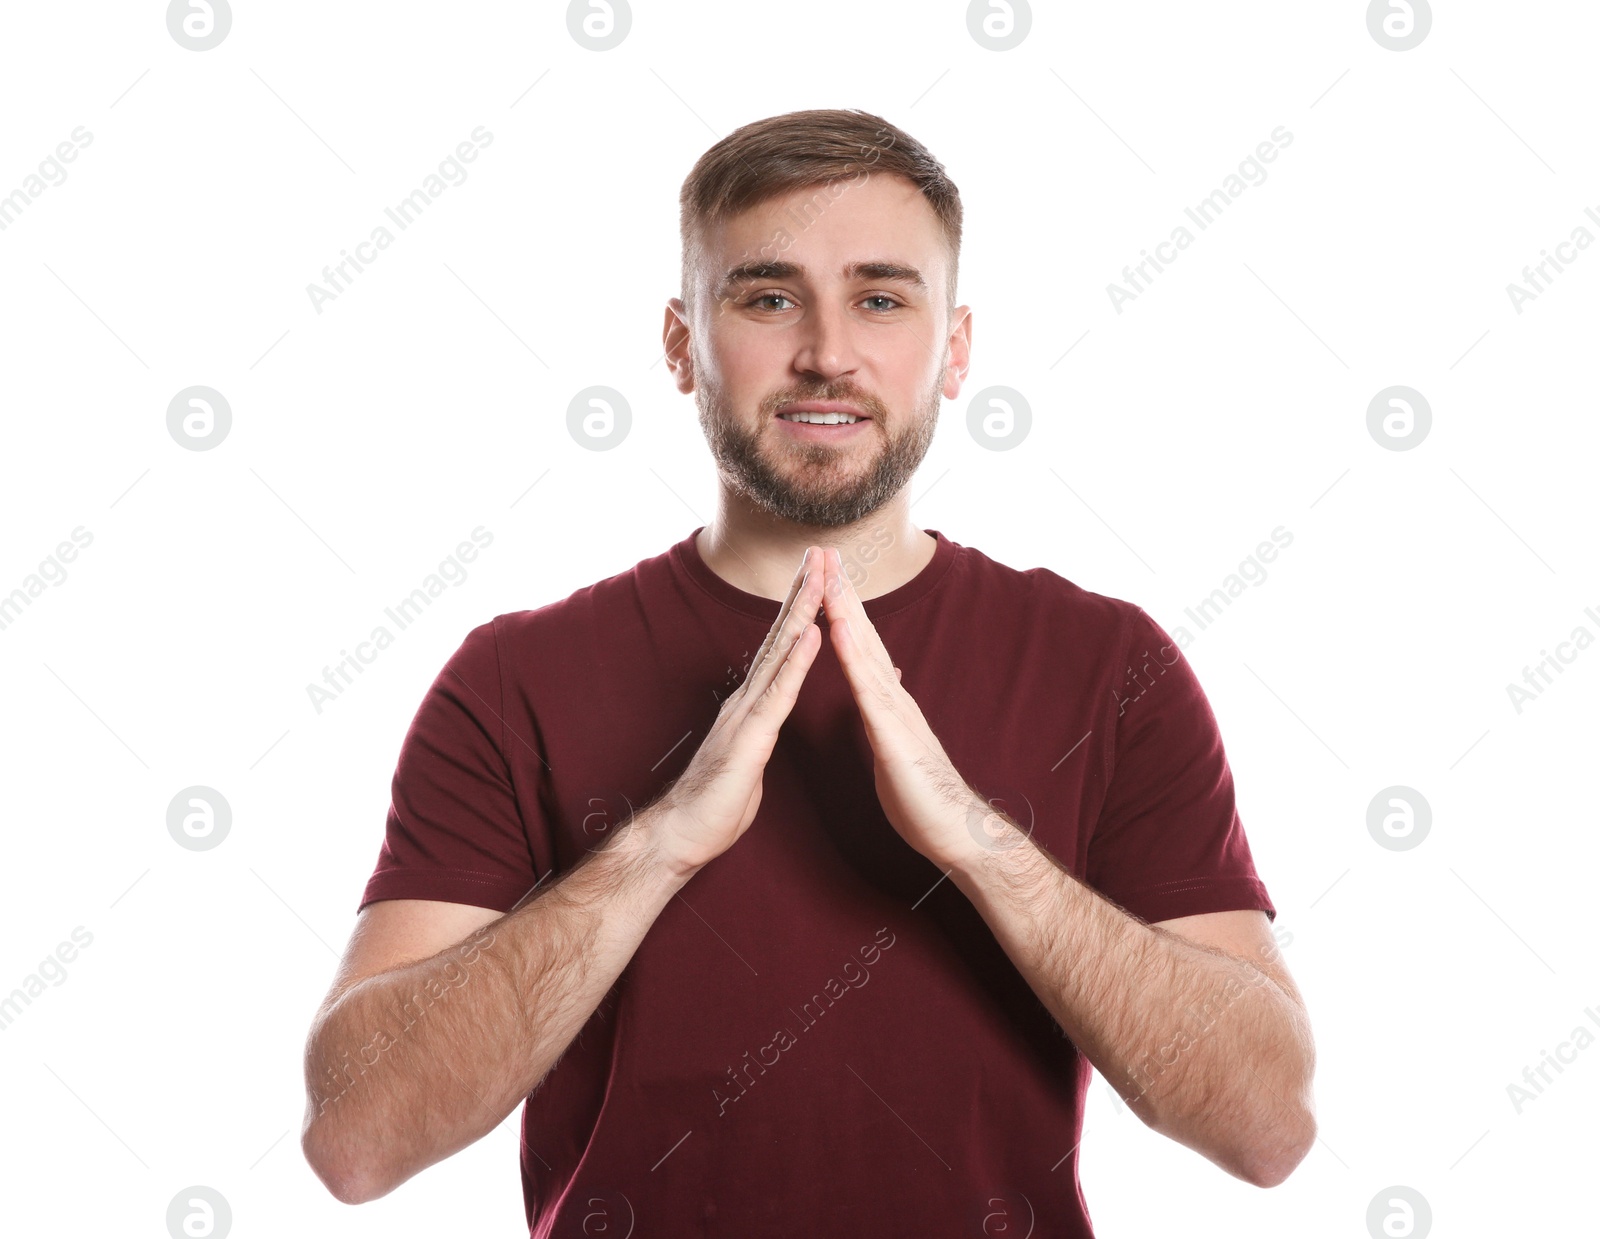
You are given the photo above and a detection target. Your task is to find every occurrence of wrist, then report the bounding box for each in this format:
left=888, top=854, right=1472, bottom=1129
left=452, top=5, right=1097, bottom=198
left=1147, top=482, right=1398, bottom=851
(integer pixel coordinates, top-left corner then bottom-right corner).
left=947, top=796, right=1034, bottom=882
left=617, top=804, right=704, bottom=885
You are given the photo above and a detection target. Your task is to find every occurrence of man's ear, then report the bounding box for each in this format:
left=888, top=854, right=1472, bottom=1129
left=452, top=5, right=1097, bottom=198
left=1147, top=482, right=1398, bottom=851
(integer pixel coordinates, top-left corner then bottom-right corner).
left=663, top=297, right=695, bottom=394
left=942, top=304, right=973, bottom=400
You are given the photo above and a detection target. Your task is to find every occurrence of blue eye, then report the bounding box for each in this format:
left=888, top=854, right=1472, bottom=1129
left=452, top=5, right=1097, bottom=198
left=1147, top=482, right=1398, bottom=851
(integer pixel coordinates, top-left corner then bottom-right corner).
left=863, top=296, right=900, bottom=312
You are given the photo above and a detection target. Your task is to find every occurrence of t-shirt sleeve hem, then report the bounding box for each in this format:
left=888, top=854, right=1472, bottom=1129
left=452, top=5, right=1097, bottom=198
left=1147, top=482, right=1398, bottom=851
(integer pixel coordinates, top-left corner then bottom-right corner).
left=357, top=867, right=535, bottom=916
left=1095, top=876, right=1276, bottom=926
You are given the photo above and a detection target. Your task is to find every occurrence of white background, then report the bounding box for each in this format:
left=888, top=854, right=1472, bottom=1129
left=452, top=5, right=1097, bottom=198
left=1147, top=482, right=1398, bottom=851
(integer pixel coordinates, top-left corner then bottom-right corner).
left=1, top=1, right=1595, bottom=1235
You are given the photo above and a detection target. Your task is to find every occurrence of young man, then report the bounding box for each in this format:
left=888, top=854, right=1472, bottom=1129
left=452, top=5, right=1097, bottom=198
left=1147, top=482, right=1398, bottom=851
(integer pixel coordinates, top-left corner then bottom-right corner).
left=302, top=109, right=1315, bottom=1236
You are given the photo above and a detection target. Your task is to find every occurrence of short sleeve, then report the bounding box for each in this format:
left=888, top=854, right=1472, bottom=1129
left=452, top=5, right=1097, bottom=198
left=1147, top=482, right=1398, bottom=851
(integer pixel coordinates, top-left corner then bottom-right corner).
left=1085, top=607, right=1276, bottom=926
left=358, top=619, right=542, bottom=916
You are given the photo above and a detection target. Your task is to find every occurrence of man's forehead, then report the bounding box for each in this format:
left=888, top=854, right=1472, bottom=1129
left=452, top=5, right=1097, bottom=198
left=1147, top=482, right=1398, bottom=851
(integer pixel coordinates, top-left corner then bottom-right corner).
left=703, top=175, right=939, bottom=256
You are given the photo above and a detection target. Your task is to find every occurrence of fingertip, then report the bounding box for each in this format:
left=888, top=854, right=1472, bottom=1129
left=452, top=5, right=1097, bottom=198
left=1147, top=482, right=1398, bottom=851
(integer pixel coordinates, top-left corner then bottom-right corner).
left=788, top=621, right=821, bottom=670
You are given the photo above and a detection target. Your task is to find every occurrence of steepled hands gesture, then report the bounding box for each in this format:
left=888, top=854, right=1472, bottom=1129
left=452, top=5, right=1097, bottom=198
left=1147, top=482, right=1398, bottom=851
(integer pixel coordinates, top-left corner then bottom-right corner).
left=645, top=544, right=997, bottom=881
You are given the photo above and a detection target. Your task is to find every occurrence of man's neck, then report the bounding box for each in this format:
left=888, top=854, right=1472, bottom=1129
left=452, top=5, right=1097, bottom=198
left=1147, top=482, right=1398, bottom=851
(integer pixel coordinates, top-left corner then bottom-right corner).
left=695, top=511, right=936, bottom=604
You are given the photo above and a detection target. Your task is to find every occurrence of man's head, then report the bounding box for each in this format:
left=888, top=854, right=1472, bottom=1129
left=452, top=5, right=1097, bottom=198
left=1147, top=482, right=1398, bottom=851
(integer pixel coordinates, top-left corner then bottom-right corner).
left=665, top=109, right=971, bottom=530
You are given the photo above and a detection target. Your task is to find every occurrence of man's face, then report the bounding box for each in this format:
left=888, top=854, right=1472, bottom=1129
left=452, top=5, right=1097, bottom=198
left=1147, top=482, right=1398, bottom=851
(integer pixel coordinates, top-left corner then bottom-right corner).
left=667, top=173, right=970, bottom=529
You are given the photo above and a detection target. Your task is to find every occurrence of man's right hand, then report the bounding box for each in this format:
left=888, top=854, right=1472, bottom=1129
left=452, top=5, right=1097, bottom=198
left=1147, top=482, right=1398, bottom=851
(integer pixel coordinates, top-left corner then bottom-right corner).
left=643, top=544, right=824, bottom=878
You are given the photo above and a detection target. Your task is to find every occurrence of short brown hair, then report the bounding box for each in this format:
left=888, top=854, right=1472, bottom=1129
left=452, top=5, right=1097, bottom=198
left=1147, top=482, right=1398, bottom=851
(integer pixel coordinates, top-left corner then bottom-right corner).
left=678, top=108, right=962, bottom=316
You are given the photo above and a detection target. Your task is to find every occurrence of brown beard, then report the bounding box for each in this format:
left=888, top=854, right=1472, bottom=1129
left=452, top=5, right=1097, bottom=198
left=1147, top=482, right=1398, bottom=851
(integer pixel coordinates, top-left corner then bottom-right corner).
left=693, top=354, right=946, bottom=529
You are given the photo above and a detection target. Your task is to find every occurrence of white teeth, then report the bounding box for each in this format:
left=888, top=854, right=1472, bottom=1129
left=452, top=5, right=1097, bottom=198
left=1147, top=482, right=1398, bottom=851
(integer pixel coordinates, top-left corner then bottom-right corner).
left=781, top=411, right=859, bottom=425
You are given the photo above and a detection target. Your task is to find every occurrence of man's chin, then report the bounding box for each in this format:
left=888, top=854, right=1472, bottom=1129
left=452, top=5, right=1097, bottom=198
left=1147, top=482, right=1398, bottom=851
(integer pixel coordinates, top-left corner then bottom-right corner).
left=738, top=475, right=881, bottom=528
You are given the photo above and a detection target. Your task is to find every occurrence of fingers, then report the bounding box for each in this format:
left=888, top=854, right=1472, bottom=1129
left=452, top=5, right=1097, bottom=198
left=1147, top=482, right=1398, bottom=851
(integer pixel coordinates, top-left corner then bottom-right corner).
left=729, top=607, right=821, bottom=783
left=743, top=547, right=811, bottom=682
left=823, top=548, right=895, bottom=676
left=740, top=546, right=822, bottom=702
left=749, top=614, right=821, bottom=722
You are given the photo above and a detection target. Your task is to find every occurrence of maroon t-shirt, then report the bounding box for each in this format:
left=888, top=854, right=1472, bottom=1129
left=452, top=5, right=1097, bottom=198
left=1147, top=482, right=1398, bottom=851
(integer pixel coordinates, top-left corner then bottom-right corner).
left=359, top=525, right=1275, bottom=1237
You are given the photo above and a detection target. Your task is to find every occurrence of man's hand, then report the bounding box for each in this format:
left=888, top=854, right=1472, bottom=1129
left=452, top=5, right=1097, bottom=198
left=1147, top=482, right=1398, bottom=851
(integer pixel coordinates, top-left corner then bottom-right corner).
left=647, top=545, right=824, bottom=878
left=820, top=546, right=992, bottom=870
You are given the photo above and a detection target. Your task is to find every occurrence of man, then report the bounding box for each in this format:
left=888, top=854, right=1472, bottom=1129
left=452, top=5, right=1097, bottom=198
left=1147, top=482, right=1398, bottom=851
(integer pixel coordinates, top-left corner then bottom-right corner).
left=301, top=108, right=1316, bottom=1236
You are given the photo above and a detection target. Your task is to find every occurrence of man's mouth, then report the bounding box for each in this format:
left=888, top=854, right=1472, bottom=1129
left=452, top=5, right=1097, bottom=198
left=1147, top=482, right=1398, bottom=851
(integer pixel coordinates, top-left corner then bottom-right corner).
left=777, top=411, right=864, bottom=425
left=774, top=402, right=870, bottom=427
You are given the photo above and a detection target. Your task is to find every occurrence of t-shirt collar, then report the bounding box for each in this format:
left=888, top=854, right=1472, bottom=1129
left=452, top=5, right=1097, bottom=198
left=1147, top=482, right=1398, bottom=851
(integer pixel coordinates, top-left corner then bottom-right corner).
left=671, top=525, right=960, bottom=622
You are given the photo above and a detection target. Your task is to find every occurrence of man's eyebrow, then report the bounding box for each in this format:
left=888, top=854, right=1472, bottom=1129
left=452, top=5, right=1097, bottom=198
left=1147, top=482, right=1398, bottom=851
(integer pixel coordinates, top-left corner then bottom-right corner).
left=716, top=260, right=928, bottom=293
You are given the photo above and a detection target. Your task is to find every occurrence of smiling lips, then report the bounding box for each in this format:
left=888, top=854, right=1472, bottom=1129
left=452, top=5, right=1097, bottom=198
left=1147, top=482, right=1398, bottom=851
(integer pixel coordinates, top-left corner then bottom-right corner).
left=779, top=412, right=863, bottom=426
left=775, top=400, right=870, bottom=427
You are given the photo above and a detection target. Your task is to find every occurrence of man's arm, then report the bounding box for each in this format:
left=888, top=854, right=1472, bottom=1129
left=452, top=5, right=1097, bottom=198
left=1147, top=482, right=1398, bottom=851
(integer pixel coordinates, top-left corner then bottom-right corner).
left=304, top=545, right=828, bottom=1205
left=812, top=547, right=1314, bottom=1184
left=947, top=831, right=1316, bottom=1188
left=301, top=809, right=689, bottom=1205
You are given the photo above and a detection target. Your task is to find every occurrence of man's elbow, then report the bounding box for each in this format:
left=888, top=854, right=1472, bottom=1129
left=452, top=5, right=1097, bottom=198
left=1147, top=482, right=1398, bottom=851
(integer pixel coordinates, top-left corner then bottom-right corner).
left=1244, top=1110, right=1316, bottom=1188
left=303, top=1122, right=389, bottom=1206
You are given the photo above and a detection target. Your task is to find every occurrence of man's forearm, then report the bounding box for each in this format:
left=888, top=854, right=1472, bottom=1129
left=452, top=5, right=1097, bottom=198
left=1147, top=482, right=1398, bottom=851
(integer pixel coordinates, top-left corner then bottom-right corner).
left=302, top=810, right=689, bottom=1203
left=947, top=829, right=1315, bottom=1186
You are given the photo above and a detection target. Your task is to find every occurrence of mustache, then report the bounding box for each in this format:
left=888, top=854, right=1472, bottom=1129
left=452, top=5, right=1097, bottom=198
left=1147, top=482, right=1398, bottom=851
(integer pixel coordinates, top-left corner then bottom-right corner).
left=760, top=387, right=888, bottom=418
